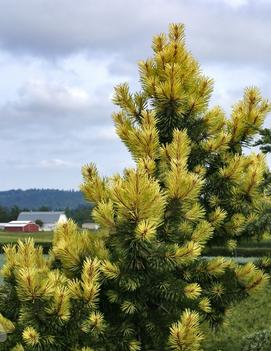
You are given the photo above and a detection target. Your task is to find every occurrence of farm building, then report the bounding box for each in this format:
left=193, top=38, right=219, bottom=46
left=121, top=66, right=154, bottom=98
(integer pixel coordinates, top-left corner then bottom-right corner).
left=82, top=222, right=99, bottom=230
left=0, top=223, right=7, bottom=230
left=4, top=221, right=39, bottom=232
left=17, top=211, right=68, bottom=231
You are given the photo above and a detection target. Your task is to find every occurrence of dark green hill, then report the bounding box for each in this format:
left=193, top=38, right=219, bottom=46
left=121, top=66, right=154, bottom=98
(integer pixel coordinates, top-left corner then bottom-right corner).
left=0, top=189, right=88, bottom=210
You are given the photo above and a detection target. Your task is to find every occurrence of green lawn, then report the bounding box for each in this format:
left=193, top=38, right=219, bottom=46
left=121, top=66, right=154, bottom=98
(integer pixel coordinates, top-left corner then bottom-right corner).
left=203, top=286, right=271, bottom=350
left=0, top=231, right=54, bottom=244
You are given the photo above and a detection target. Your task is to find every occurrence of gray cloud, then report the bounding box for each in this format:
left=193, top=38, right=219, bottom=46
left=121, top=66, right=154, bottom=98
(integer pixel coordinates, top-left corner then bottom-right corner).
left=0, top=75, right=132, bottom=190
left=0, top=0, right=270, bottom=68
left=1, top=0, right=271, bottom=190
left=0, top=78, right=113, bottom=136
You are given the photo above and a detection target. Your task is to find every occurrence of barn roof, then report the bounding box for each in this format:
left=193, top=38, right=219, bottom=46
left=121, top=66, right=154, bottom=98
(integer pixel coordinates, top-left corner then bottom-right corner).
left=5, top=221, right=33, bottom=228
left=10, top=221, right=31, bottom=224
left=18, top=211, right=66, bottom=224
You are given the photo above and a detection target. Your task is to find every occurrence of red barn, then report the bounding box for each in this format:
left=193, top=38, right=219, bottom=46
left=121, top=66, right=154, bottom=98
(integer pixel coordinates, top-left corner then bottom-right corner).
left=4, top=221, right=39, bottom=233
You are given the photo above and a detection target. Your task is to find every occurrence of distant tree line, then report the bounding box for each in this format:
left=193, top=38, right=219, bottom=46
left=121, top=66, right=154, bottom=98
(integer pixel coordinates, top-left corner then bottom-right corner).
left=0, top=205, right=21, bottom=223
left=0, top=189, right=86, bottom=209
left=65, top=204, right=94, bottom=225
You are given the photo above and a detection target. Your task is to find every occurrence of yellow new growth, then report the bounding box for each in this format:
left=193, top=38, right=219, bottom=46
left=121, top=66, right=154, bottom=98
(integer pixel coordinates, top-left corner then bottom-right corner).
left=241, top=157, right=266, bottom=197
left=15, top=267, right=52, bottom=302
left=45, top=286, right=71, bottom=321
left=163, top=129, right=191, bottom=167
left=207, top=257, right=231, bottom=276
left=114, top=110, right=160, bottom=161
left=235, top=262, right=269, bottom=294
left=22, top=326, right=40, bottom=347
left=219, top=154, right=244, bottom=181
left=92, top=200, right=115, bottom=230
left=169, top=309, right=204, bottom=351
left=184, top=283, right=202, bottom=300
left=166, top=167, right=203, bottom=202
left=113, top=83, right=137, bottom=117
left=129, top=340, right=141, bottom=351
left=208, top=207, right=227, bottom=227
left=191, top=221, right=214, bottom=244
left=68, top=257, right=101, bottom=308
left=227, top=239, right=237, bottom=251
left=137, top=157, right=156, bottom=176
left=81, top=163, right=109, bottom=203
left=183, top=203, right=206, bottom=223
left=0, top=314, right=15, bottom=334
left=171, top=241, right=202, bottom=264
left=111, top=169, right=166, bottom=223
left=81, top=311, right=105, bottom=335
left=229, top=87, right=271, bottom=143
left=81, top=258, right=101, bottom=305
left=203, top=106, right=226, bottom=134
left=199, top=297, right=212, bottom=313
left=135, top=219, right=158, bottom=241
left=101, top=260, right=120, bottom=280
left=201, top=131, right=230, bottom=153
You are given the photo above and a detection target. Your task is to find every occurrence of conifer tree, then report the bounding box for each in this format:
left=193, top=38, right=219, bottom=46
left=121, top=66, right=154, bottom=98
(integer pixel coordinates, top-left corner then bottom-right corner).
left=254, top=127, right=271, bottom=154
left=0, top=24, right=270, bottom=351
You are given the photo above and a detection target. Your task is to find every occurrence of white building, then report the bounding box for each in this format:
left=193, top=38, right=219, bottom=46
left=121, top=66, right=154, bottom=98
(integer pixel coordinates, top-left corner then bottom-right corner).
left=0, top=223, right=7, bottom=230
left=17, top=211, right=67, bottom=231
left=82, top=222, right=99, bottom=230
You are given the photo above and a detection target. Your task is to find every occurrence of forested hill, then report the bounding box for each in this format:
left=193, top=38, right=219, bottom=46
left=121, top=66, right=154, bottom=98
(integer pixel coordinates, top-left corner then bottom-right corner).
left=0, top=189, right=88, bottom=210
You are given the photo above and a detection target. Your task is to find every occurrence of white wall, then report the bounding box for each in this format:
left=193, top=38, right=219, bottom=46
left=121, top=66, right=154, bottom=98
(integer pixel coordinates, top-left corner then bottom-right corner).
left=58, top=214, right=68, bottom=223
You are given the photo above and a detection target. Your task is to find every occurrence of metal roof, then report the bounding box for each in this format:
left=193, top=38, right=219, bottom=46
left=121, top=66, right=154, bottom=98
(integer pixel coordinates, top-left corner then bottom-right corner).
left=5, top=221, right=33, bottom=228
left=10, top=221, right=32, bottom=224
left=18, top=211, right=66, bottom=224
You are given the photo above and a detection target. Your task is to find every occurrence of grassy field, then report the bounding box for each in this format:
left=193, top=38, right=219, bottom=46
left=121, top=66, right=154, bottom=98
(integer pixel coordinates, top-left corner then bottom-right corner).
left=0, top=231, right=54, bottom=244
left=202, top=286, right=271, bottom=350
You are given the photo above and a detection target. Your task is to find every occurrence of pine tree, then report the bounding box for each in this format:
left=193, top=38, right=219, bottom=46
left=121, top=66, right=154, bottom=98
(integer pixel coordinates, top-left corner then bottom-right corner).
left=254, top=127, right=271, bottom=154
left=0, top=24, right=270, bottom=351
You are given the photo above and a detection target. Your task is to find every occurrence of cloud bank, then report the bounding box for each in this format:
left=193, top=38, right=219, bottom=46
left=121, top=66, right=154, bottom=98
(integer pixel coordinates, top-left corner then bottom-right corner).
left=0, top=0, right=271, bottom=190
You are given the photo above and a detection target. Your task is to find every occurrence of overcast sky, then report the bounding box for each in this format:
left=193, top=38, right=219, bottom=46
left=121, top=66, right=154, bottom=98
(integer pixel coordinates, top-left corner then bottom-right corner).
left=1, top=0, right=271, bottom=190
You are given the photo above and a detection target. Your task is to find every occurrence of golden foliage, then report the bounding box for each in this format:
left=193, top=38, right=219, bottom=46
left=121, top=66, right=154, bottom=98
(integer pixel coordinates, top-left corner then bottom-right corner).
left=191, top=221, right=214, bottom=244
left=100, top=260, right=120, bottom=280
left=45, top=286, right=71, bottom=321
left=184, top=283, right=202, bottom=300
left=111, top=169, right=166, bottom=223
left=135, top=219, right=158, bottom=241
left=163, top=129, right=191, bottom=167
left=169, top=309, right=204, bottom=351
left=203, top=106, right=226, bottom=134
left=168, top=241, right=202, bottom=265
left=208, top=207, right=227, bottom=228
left=81, top=163, right=109, bottom=203
left=207, top=257, right=232, bottom=276
left=0, top=314, right=15, bottom=334
left=198, top=297, right=212, bottom=313
left=22, top=326, right=40, bottom=347
left=229, top=87, right=271, bottom=143
left=114, top=110, right=159, bottom=161
left=201, top=131, right=230, bottom=153
left=235, top=262, right=269, bottom=294
left=92, top=200, right=115, bottom=230
left=81, top=311, right=105, bottom=335
left=166, top=166, right=203, bottom=202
